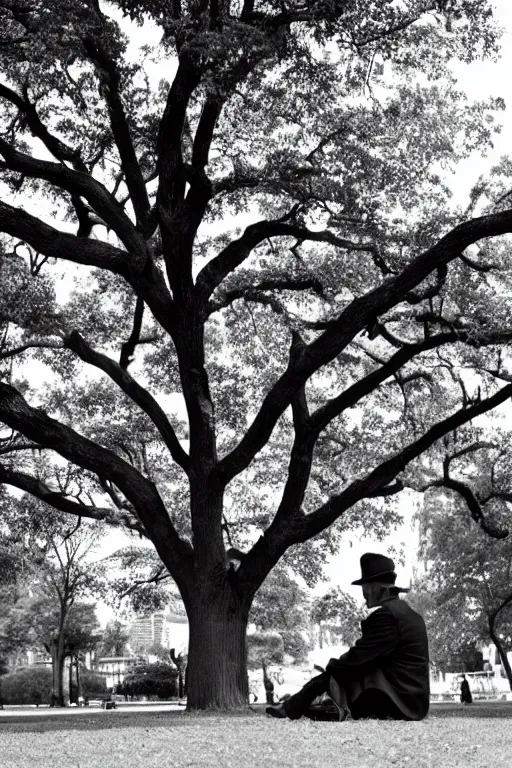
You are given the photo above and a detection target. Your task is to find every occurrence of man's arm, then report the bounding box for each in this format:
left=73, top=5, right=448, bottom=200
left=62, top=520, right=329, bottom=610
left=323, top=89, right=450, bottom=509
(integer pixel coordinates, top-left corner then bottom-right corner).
left=327, top=607, right=400, bottom=673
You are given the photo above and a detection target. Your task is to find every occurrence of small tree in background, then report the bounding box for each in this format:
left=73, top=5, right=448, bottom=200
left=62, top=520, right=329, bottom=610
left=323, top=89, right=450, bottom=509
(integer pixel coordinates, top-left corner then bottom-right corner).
left=250, top=566, right=311, bottom=663
left=96, top=619, right=129, bottom=659
left=80, top=669, right=108, bottom=699
left=312, top=587, right=366, bottom=649
left=412, top=463, right=512, bottom=690
left=0, top=496, right=104, bottom=705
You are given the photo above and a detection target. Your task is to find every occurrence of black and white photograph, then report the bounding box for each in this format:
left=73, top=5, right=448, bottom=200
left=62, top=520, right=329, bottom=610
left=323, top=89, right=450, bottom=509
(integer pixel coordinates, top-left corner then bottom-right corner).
left=1, top=2, right=512, bottom=766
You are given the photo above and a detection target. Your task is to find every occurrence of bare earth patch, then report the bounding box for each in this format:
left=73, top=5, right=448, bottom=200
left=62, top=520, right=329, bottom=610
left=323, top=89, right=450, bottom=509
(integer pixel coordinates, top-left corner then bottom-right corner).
left=0, top=703, right=510, bottom=768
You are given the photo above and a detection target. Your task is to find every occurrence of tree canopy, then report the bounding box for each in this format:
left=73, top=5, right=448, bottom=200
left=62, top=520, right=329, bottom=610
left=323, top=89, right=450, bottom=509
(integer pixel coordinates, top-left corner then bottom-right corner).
left=412, top=465, right=512, bottom=687
left=312, top=586, right=366, bottom=648
left=1, top=0, right=512, bottom=708
left=0, top=494, right=104, bottom=703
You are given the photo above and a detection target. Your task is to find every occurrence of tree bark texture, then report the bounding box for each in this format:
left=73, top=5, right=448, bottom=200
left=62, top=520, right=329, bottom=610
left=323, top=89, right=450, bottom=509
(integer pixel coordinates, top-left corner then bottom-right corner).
left=50, top=640, right=66, bottom=707
left=185, top=588, right=249, bottom=709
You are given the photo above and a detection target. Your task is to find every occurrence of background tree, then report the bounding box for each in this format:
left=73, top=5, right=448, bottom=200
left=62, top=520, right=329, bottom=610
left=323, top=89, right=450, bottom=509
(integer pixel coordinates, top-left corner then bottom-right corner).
left=63, top=603, right=103, bottom=704
left=408, top=578, right=486, bottom=679
left=249, top=565, right=311, bottom=662
left=96, top=619, right=129, bottom=658
left=412, top=455, right=512, bottom=689
left=312, top=587, right=366, bottom=649
left=0, top=666, right=53, bottom=707
left=0, top=497, right=104, bottom=705
left=80, top=668, right=108, bottom=699
left=1, top=1, right=512, bottom=709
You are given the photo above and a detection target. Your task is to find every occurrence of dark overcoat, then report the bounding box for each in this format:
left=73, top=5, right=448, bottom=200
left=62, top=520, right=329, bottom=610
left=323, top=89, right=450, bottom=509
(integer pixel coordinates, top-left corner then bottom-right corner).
left=326, top=595, right=430, bottom=721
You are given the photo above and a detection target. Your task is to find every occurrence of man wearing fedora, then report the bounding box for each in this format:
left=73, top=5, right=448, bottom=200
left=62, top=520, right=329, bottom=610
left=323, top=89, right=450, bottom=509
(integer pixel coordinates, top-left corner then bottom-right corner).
left=266, top=553, right=430, bottom=721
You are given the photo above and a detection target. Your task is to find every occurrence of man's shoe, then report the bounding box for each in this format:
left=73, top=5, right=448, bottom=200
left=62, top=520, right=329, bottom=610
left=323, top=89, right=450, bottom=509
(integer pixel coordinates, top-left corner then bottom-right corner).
left=266, top=702, right=288, bottom=719
left=304, top=696, right=349, bottom=722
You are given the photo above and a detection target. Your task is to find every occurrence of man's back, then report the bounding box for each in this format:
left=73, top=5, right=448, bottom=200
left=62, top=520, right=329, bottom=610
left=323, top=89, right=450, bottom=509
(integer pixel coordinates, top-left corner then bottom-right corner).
left=329, top=596, right=430, bottom=720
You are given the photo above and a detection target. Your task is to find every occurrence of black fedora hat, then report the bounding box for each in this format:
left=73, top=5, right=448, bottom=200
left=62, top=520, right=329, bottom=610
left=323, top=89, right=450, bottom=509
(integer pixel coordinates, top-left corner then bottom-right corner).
left=351, top=553, right=409, bottom=592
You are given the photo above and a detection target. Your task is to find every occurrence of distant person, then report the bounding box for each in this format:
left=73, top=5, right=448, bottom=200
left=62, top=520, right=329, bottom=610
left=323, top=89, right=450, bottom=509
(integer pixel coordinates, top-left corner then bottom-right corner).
left=264, top=669, right=275, bottom=704
left=460, top=674, right=472, bottom=704
left=266, top=553, right=430, bottom=721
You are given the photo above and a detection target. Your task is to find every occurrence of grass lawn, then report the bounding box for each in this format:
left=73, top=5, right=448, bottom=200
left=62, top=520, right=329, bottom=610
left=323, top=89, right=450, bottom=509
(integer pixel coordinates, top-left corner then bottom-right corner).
left=0, top=702, right=511, bottom=768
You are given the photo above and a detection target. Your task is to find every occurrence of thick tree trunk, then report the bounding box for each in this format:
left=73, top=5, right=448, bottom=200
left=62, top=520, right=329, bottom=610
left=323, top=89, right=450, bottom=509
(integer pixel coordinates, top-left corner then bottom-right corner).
left=50, top=640, right=66, bottom=707
left=69, top=655, right=79, bottom=705
left=185, top=591, right=249, bottom=710
left=489, top=627, right=512, bottom=691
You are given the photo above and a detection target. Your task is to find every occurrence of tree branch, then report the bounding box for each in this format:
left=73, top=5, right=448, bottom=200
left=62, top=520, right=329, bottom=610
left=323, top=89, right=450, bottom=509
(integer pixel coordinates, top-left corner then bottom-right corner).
left=216, top=209, right=512, bottom=486
left=0, top=439, right=40, bottom=455
left=156, top=56, right=201, bottom=217
left=277, top=380, right=512, bottom=544
left=64, top=331, right=190, bottom=475
left=0, top=81, right=87, bottom=171
left=195, top=218, right=380, bottom=304
left=0, top=138, right=148, bottom=265
left=489, top=591, right=512, bottom=626
left=310, top=329, right=512, bottom=436
left=439, top=474, right=509, bottom=540
left=82, top=34, right=152, bottom=230
left=0, top=381, right=193, bottom=582
left=209, top=276, right=324, bottom=313
left=0, top=463, right=145, bottom=532
left=0, top=339, right=63, bottom=361
left=0, top=200, right=129, bottom=276
left=192, top=96, right=223, bottom=172
left=118, top=568, right=170, bottom=600
left=119, top=296, right=144, bottom=369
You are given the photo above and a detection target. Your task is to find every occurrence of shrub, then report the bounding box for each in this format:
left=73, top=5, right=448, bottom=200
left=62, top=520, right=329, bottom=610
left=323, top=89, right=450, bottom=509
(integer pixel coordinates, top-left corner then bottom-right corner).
left=0, top=666, right=52, bottom=705
left=123, top=662, right=178, bottom=699
left=80, top=669, right=108, bottom=697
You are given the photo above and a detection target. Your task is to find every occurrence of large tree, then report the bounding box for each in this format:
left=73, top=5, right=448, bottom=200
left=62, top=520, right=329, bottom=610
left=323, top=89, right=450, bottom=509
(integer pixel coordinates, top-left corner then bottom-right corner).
left=1, top=1, right=512, bottom=709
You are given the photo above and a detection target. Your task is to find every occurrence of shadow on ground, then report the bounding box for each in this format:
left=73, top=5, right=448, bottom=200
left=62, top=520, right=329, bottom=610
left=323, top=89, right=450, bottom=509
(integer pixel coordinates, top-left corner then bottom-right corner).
left=1, top=700, right=511, bottom=733
left=0, top=708, right=263, bottom=734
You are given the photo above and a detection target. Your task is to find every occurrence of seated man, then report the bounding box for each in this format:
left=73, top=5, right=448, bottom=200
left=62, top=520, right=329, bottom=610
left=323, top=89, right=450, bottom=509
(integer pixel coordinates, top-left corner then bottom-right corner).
left=266, top=553, right=430, bottom=722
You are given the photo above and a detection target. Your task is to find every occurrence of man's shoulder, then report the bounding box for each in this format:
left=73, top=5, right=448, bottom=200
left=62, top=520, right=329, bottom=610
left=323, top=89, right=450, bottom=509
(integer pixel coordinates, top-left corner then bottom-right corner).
left=365, top=602, right=398, bottom=624
left=383, top=597, right=426, bottom=626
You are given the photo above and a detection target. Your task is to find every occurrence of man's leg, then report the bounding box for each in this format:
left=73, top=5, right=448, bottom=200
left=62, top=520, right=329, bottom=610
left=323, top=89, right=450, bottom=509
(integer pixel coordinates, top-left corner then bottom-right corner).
left=350, top=689, right=406, bottom=721
left=267, top=672, right=330, bottom=719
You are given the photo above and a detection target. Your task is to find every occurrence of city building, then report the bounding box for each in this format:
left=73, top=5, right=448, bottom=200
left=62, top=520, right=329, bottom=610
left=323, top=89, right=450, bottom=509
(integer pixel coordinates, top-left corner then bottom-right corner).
left=127, top=608, right=188, bottom=654
left=95, top=656, right=138, bottom=688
